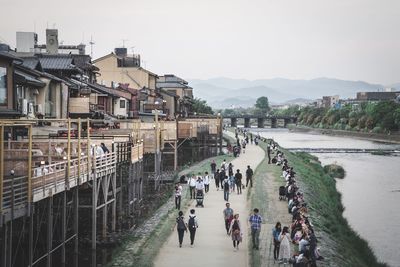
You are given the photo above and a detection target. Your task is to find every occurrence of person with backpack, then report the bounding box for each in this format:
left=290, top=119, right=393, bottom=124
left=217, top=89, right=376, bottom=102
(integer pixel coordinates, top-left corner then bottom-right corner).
left=223, top=202, right=234, bottom=235
left=176, top=211, right=187, bottom=248
left=210, top=160, right=216, bottom=178
left=175, top=182, right=183, bottom=210
left=187, top=209, right=199, bottom=247
left=223, top=176, right=230, bottom=201
left=235, top=169, right=243, bottom=194
left=229, top=214, right=242, bottom=251
left=246, top=165, right=254, bottom=188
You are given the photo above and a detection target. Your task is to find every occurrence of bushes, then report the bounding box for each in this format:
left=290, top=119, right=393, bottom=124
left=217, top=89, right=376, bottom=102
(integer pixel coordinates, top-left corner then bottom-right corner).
left=323, top=164, right=345, bottom=178
left=286, top=101, right=400, bottom=133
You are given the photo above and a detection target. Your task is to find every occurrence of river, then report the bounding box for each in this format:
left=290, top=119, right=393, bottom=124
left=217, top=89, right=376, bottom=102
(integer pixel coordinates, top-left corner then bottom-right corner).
left=252, top=128, right=400, bottom=267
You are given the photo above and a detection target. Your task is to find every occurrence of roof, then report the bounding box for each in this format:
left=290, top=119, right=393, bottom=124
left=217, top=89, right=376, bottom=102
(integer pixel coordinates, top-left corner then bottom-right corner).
left=156, top=81, right=192, bottom=89
left=15, top=70, right=46, bottom=87
left=160, top=88, right=178, bottom=98
left=71, top=54, right=99, bottom=71
left=21, top=57, right=42, bottom=71
left=158, top=74, right=188, bottom=84
left=0, top=51, right=23, bottom=62
left=36, top=55, right=77, bottom=71
left=93, top=53, right=121, bottom=63
left=88, top=83, right=132, bottom=99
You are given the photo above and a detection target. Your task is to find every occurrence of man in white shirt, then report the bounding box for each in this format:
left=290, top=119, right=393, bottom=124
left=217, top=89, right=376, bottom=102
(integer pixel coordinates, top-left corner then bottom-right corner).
left=175, top=182, right=183, bottom=210
left=195, top=176, right=205, bottom=194
left=187, top=174, right=197, bottom=199
left=203, top=172, right=210, bottom=193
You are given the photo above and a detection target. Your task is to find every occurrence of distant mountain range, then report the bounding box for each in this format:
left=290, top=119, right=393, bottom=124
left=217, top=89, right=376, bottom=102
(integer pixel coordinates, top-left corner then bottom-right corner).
left=189, top=77, right=398, bottom=108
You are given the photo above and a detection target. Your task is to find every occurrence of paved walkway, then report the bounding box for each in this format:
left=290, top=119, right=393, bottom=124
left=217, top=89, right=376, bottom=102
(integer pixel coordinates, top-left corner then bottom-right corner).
left=154, top=134, right=265, bottom=267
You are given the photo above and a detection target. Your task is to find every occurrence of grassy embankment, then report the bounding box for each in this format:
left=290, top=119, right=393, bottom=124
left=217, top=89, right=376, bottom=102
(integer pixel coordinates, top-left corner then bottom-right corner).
left=247, top=138, right=386, bottom=267
left=108, top=154, right=232, bottom=267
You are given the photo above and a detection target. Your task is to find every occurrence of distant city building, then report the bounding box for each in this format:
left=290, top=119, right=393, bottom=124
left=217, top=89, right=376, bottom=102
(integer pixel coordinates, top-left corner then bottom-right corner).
left=322, top=95, right=339, bottom=108
left=356, top=91, right=400, bottom=101
left=16, top=29, right=85, bottom=55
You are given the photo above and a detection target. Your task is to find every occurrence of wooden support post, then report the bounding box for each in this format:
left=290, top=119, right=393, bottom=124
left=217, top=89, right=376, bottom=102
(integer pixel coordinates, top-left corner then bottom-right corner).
left=74, top=187, right=79, bottom=267
left=173, top=140, right=178, bottom=171
left=61, top=191, right=66, bottom=265
left=28, top=209, right=33, bottom=267
left=2, top=222, right=7, bottom=267
left=78, top=118, right=81, bottom=185
left=112, top=172, right=116, bottom=232
left=0, top=125, right=4, bottom=215
left=66, top=118, right=71, bottom=190
left=47, top=196, right=53, bottom=267
left=28, top=125, right=33, bottom=208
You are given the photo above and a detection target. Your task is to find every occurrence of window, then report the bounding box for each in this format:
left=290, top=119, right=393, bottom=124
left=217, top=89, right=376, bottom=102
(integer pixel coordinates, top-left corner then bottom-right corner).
left=0, top=66, right=7, bottom=106
left=120, top=99, right=126, bottom=108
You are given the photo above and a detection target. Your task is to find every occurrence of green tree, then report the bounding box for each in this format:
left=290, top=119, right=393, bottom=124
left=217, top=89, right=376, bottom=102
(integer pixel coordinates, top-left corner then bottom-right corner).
left=192, top=98, right=214, bottom=115
left=255, top=96, right=270, bottom=113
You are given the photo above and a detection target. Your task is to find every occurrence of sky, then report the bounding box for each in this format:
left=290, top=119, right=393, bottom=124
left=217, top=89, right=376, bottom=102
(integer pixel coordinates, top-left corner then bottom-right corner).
left=1, top=0, right=399, bottom=85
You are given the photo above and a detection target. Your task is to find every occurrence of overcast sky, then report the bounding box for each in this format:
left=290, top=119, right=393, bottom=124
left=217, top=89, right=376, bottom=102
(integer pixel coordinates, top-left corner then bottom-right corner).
left=1, top=0, right=399, bottom=85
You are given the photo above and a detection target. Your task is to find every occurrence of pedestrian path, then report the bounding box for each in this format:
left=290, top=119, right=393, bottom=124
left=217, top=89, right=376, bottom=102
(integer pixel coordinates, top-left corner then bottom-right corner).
left=154, top=134, right=265, bottom=267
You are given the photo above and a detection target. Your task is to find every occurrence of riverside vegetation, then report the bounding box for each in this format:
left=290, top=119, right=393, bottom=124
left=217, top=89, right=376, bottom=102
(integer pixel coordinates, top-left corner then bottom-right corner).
left=247, top=138, right=386, bottom=266
left=274, top=101, right=400, bottom=134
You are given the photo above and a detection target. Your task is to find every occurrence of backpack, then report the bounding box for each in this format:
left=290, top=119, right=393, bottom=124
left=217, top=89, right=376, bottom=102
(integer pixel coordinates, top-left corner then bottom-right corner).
left=188, top=216, right=196, bottom=230
left=223, top=180, right=230, bottom=190
left=177, top=217, right=186, bottom=230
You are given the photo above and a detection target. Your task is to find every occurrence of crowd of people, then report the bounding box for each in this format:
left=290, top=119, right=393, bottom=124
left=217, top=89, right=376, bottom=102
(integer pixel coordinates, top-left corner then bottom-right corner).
left=172, top=127, right=323, bottom=266
left=271, top=142, right=324, bottom=266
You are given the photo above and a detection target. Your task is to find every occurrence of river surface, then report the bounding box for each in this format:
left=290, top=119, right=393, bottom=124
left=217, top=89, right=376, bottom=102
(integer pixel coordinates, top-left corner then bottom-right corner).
left=252, top=128, right=400, bottom=267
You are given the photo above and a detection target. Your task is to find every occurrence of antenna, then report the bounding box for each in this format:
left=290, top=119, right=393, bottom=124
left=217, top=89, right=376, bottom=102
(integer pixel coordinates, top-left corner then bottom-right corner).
left=89, top=36, right=95, bottom=58
left=122, top=39, right=128, bottom=48
left=130, top=46, right=135, bottom=55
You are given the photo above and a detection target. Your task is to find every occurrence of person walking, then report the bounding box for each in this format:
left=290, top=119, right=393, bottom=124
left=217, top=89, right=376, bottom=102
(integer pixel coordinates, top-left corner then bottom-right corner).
left=249, top=208, right=263, bottom=250
left=203, top=171, right=210, bottom=193
left=272, top=222, right=282, bottom=261
left=228, top=163, right=234, bottom=177
left=229, top=214, right=242, bottom=251
left=214, top=169, right=220, bottom=190
left=235, top=169, right=243, bottom=194
left=187, top=174, right=196, bottom=199
left=210, top=160, right=216, bottom=178
left=174, top=182, right=182, bottom=210
left=222, top=176, right=230, bottom=201
left=187, top=209, right=199, bottom=247
left=176, top=211, right=187, bottom=248
left=246, top=165, right=254, bottom=188
left=278, top=226, right=291, bottom=264
left=223, top=203, right=234, bottom=235
left=267, top=145, right=271, bottom=164
left=219, top=169, right=226, bottom=190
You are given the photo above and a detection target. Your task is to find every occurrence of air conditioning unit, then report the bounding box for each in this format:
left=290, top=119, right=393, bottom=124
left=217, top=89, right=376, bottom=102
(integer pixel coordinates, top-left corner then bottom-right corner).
left=28, top=102, right=34, bottom=114
left=22, top=99, right=28, bottom=115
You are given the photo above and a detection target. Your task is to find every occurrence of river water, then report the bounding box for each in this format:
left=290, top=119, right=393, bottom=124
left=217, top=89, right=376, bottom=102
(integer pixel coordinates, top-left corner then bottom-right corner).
left=252, top=128, right=400, bottom=267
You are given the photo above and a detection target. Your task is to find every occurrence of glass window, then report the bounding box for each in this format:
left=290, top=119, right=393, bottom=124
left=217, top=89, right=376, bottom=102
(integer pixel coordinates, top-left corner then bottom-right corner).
left=120, top=99, right=125, bottom=108
left=0, top=66, right=7, bottom=105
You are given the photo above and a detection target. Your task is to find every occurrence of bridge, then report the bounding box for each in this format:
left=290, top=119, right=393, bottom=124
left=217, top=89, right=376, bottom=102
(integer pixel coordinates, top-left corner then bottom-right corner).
left=223, top=115, right=298, bottom=128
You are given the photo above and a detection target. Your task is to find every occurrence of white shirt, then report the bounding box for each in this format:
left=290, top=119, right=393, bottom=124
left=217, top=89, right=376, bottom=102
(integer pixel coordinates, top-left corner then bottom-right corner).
left=175, top=185, right=183, bottom=196
left=188, top=177, right=196, bottom=187
left=203, top=175, right=210, bottom=185
left=195, top=179, right=205, bottom=190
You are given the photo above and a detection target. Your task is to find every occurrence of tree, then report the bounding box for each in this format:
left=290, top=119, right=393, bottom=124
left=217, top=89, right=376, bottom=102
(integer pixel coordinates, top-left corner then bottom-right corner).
left=255, top=96, right=270, bottom=113
left=191, top=98, right=214, bottom=115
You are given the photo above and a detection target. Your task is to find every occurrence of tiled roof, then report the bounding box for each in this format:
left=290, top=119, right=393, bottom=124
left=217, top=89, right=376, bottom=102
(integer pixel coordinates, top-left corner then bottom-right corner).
left=15, top=70, right=46, bottom=87
left=156, top=82, right=192, bottom=89
left=37, top=55, right=76, bottom=71
left=71, top=54, right=99, bottom=71
left=21, top=57, right=41, bottom=70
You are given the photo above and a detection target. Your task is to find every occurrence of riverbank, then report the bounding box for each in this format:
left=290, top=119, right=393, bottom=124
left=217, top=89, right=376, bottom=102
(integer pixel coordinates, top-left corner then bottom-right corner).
left=109, top=154, right=232, bottom=267
left=246, top=131, right=387, bottom=266
left=290, top=125, right=400, bottom=144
